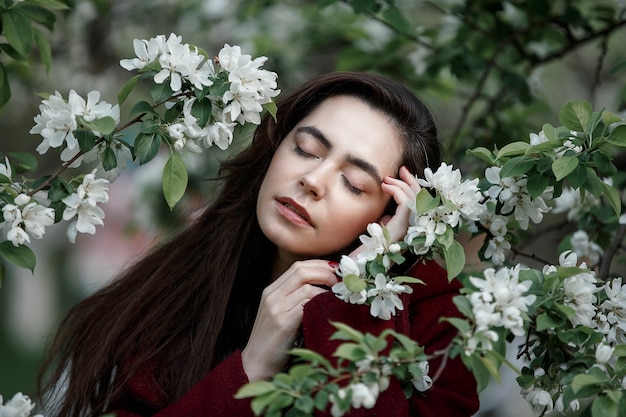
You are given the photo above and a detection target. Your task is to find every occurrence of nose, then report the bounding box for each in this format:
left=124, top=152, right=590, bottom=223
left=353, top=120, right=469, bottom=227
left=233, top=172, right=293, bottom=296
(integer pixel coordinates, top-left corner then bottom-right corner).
left=299, top=166, right=328, bottom=199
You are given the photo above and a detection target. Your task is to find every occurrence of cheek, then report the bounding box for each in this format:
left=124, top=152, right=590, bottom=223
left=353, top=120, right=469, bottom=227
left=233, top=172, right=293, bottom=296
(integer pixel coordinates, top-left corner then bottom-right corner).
left=328, top=197, right=389, bottom=239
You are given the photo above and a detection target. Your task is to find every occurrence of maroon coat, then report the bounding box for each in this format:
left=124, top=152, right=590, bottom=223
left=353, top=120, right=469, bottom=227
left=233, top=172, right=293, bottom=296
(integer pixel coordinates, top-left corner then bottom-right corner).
left=111, top=260, right=479, bottom=416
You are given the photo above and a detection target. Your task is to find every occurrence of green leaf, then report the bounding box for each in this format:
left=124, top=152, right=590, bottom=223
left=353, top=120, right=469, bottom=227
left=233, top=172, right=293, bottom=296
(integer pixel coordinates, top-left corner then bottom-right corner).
left=467, top=147, right=495, bottom=164
left=552, top=156, right=579, bottom=181
left=602, top=182, right=621, bottom=216
left=393, top=275, right=424, bottom=285
left=496, top=141, right=529, bottom=159
left=82, top=116, right=117, bottom=135
left=571, top=373, right=605, bottom=394
left=162, top=152, right=188, bottom=210
left=592, top=395, right=618, bottom=417
left=264, top=100, right=278, bottom=122
left=0, top=63, right=11, bottom=108
left=134, top=133, right=161, bottom=165
left=414, top=188, right=439, bottom=215
left=130, top=100, right=157, bottom=116
left=2, top=9, right=34, bottom=57
left=8, top=151, right=37, bottom=173
left=555, top=303, right=576, bottom=318
left=24, top=0, right=70, bottom=9
left=479, top=353, right=502, bottom=383
left=542, top=123, right=557, bottom=140
left=583, top=168, right=604, bottom=196
left=526, top=173, right=549, bottom=199
left=234, top=381, right=277, bottom=399
left=607, top=125, right=626, bottom=147
left=75, top=129, right=97, bottom=153
left=251, top=390, right=280, bottom=415
left=443, top=316, right=471, bottom=334
left=330, top=321, right=364, bottom=342
left=0, top=241, right=36, bottom=273
left=151, top=81, right=173, bottom=103
left=536, top=313, right=559, bottom=332
left=288, top=348, right=332, bottom=368
left=118, top=74, right=140, bottom=105
left=15, top=3, right=57, bottom=30
left=333, top=342, right=363, bottom=361
left=48, top=177, right=73, bottom=202
left=382, top=4, right=411, bottom=33
left=343, top=273, right=366, bottom=292
left=500, top=156, right=535, bottom=178
left=191, top=98, right=212, bottom=128
left=463, top=354, right=490, bottom=392
left=443, top=239, right=465, bottom=281
left=559, top=100, right=593, bottom=133
left=452, top=295, right=473, bottom=318
left=33, top=28, right=52, bottom=72
left=602, top=111, right=624, bottom=127
left=566, top=163, right=587, bottom=189
left=101, top=147, right=117, bottom=172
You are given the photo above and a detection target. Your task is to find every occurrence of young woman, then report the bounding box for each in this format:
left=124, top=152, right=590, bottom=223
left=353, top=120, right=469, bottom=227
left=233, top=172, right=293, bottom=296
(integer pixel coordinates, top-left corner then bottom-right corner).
left=38, top=72, right=480, bottom=417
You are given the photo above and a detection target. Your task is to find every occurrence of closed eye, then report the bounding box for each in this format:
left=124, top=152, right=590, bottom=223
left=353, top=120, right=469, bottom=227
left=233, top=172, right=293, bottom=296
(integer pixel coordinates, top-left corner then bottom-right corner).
left=342, top=175, right=363, bottom=196
left=293, top=146, right=318, bottom=159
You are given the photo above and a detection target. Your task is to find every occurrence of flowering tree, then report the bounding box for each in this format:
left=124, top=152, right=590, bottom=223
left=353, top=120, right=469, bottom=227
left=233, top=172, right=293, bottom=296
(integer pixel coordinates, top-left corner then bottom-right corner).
left=235, top=103, right=626, bottom=417
left=2, top=0, right=626, bottom=416
left=2, top=31, right=626, bottom=417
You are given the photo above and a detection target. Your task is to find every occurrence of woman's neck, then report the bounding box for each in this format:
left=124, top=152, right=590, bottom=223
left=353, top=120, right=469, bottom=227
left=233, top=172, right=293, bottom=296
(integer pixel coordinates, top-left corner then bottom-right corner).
left=270, top=250, right=301, bottom=281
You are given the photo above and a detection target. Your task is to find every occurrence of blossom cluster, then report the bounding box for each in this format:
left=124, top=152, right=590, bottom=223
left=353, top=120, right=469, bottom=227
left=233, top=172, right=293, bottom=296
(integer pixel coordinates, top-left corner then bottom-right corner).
left=120, top=34, right=280, bottom=152
left=479, top=165, right=553, bottom=265
left=404, top=162, right=484, bottom=255
left=0, top=392, right=42, bottom=417
left=464, top=265, right=536, bottom=355
left=332, top=223, right=415, bottom=320
left=516, top=251, right=626, bottom=415
left=7, top=34, right=279, bottom=255
left=61, top=169, right=110, bottom=243
left=30, top=90, right=121, bottom=167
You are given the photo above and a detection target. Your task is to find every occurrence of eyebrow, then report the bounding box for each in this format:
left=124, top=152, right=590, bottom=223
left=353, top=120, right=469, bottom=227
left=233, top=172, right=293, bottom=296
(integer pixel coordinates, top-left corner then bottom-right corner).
left=296, top=126, right=383, bottom=184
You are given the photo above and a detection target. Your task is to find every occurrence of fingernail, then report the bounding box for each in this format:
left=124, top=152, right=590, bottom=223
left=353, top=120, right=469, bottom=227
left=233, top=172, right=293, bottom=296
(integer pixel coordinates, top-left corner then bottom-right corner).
left=328, top=261, right=339, bottom=268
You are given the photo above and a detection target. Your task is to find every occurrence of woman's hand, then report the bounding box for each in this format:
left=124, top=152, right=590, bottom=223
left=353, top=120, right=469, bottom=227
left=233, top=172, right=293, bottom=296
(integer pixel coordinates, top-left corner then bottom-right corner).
left=241, top=260, right=338, bottom=382
left=379, top=165, right=421, bottom=242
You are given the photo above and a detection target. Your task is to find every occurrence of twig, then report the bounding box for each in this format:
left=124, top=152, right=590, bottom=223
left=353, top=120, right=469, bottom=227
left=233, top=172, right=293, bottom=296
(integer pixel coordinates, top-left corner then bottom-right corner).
left=598, top=223, right=626, bottom=280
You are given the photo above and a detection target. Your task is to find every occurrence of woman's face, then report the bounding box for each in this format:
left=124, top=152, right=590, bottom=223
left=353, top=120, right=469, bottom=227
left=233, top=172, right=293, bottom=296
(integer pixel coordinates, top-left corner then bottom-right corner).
left=256, top=95, right=403, bottom=265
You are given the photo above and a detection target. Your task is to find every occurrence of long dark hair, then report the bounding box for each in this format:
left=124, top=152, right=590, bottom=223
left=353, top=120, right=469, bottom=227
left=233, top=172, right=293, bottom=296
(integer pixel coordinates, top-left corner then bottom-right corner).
left=37, top=71, right=441, bottom=417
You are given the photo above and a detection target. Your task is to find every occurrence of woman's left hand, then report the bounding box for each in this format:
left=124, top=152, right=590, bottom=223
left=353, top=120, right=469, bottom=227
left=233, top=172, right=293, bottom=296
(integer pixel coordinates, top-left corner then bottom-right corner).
left=379, top=165, right=421, bottom=242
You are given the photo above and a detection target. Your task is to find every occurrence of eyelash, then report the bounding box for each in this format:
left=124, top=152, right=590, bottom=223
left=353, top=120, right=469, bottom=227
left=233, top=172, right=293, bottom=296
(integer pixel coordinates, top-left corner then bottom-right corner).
left=342, top=176, right=363, bottom=196
left=293, top=146, right=363, bottom=196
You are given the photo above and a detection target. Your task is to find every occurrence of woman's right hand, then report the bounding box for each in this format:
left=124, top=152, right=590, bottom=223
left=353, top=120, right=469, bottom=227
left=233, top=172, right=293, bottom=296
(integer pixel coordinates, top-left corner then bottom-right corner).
left=241, top=259, right=338, bottom=382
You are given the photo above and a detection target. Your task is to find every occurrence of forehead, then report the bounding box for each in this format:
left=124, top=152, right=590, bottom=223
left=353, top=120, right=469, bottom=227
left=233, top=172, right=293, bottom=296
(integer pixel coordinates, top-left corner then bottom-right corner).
left=294, top=95, right=403, bottom=175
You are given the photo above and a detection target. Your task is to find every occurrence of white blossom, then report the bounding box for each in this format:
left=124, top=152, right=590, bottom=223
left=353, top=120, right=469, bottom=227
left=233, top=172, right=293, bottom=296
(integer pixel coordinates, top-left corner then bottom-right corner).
left=367, top=273, right=413, bottom=320
left=68, top=90, right=120, bottom=124
left=484, top=166, right=553, bottom=229
left=0, top=157, right=12, bottom=179
left=1, top=194, right=54, bottom=246
left=570, top=230, right=603, bottom=266
left=464, top=329, right=499, bottom=356
left=62, top=169, right=109, bottom=243
left=332, top=255, right=367, bottom=304
left=468, top=265, right=535, bottom=336
left=595, top=343, right=614, bottom=364
left=119, top=36, right=163, bottom=70
left=30, top=91, right=78, bottom=154
left=0, top=392, right=42, bottom=417
left=411, top=361, right=433, bottom=392
left=522, top=387, right=554, bottom=415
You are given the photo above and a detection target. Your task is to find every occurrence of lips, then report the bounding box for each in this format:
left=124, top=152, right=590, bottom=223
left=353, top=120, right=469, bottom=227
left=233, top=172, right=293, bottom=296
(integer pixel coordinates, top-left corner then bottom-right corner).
left=276, top=198, right=314, bottom=227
